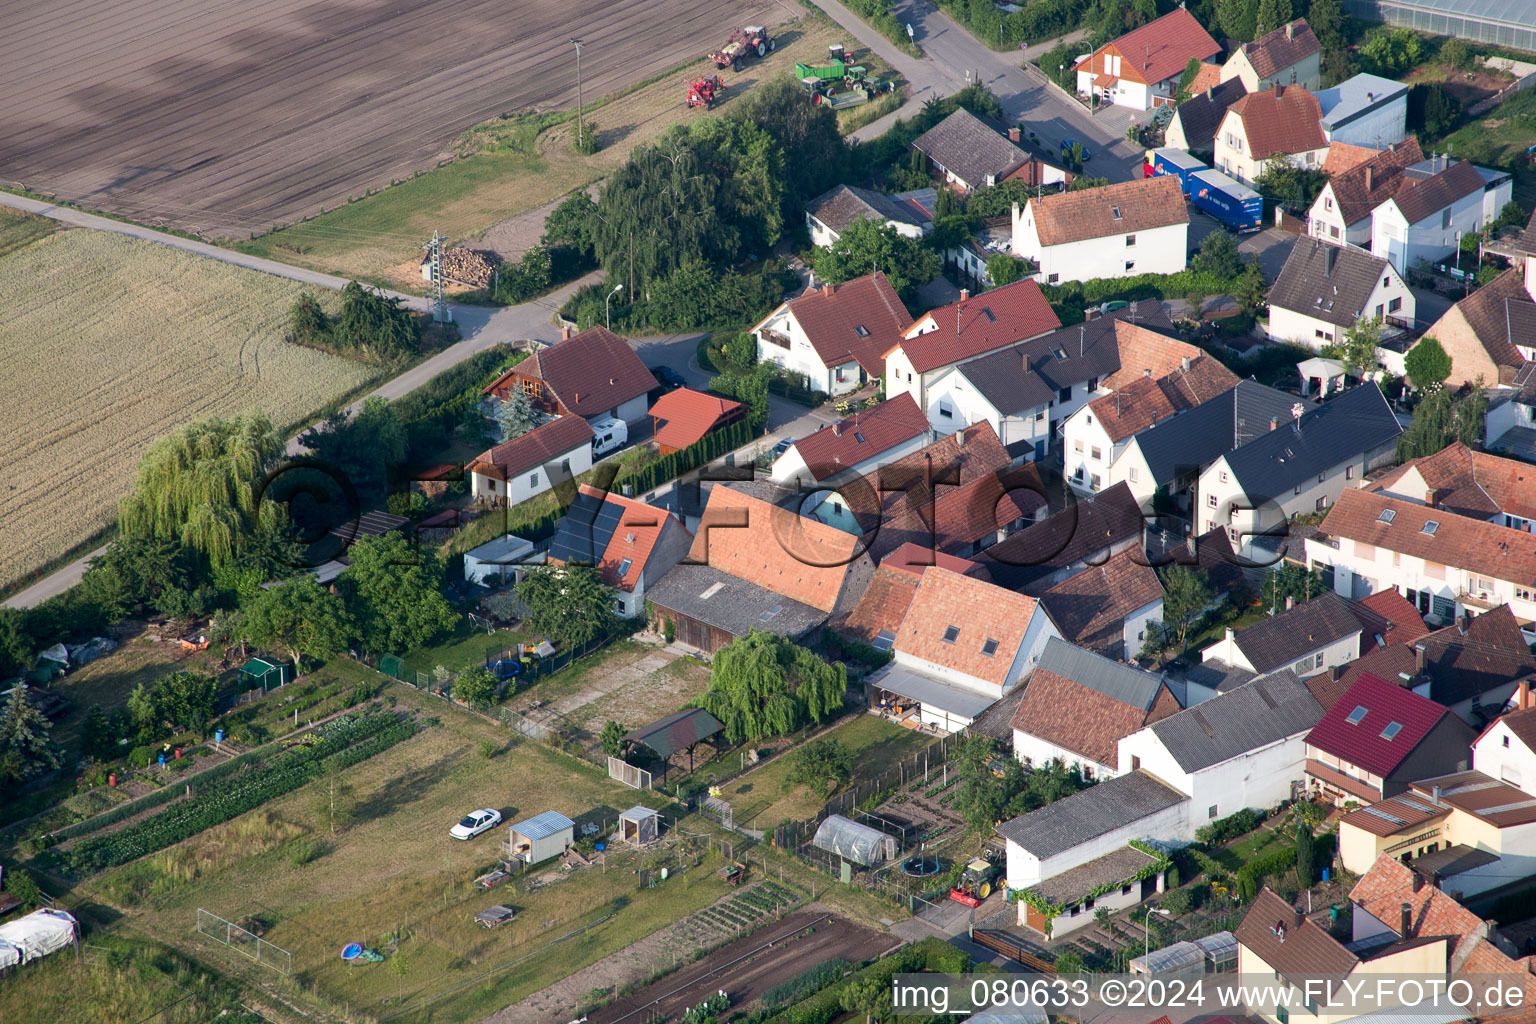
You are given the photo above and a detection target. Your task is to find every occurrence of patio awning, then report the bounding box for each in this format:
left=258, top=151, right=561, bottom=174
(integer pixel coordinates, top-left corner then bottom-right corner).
left=872, top=665, right=997, bottom=721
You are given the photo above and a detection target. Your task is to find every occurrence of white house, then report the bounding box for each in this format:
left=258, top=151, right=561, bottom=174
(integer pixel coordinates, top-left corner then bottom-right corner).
left=1315, top=73, right=1409, bottom=147
left=803, top=184, right=930, bottom=247
left=481, top=326, right=655, bottom=428
left=1306, top=138, right=1425, bottom=248
left=1196, top=383, right=1401, bottom=556
left=1371, top=157, right=1512, bottom=274
left=873, top=566, right=1059, bottom=732
left=1474, top=700, right=1536, bottom=794
left=752, top=272, right=911, bottom=396
left=769, top=393, right=931, bottom=490
left=463, top=534, right=538, bottom=587
left=468, top=415, right=594, bottom=506
left=1011, top=175, right=1189, bottom=285
left=1485, top=364, right=1536, bottom=459
left=1212, top=84, right=1329, bottom=186
left=1199, top=592, right=1363, bottom=678
left=884, top=278, right=1060, bottom=415
left=1116, top=669, right=1324, bottom=838
left=545, top=484, right=694, bottom=618
left=1074, top=7, right=1221, bottom=111
left=1266, top=237, right=1415, bottom=352
left=1220, top=19, right=1321, bottom=92
left=1037, top=548, right=1164, bottom=660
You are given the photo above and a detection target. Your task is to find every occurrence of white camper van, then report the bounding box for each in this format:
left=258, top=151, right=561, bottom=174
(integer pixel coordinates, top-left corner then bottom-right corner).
left=590, top=417, right=628, bottom=457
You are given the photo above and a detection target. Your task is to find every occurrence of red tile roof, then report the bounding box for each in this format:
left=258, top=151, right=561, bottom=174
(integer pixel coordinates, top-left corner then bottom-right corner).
left=1093, top=8, right=1221, bottom=87
left=688, top=485, right=858, bottom=613
left=1235, top=887, right=1360, bottom=978
left=1350, top=589, right=1430, bottom=649
left=1226, top=85, right=1327, bottom=160
left=649, top=388, right=744, bottom=452
left=1039, top=549, right=1165, bottom=649
left=1390, top=160, right=1487, bottom=226
left=1011, top=663, right=1181, bottom=767
left=893, top=279, right=1061, bottom=373
left=564, top=484, right=687, bottom=593
left=1087, top=354, right=1239, bottom=441
left=1187, top=62, right=1223, bottom=95
left=1321, top=141, right=1381, bottom=176
left=895, top=566, right=1041, bottom=688
left=1237, top=19, right=1321, bottom=80
left=881, top=542, right=985, bottom=579
left=788, top=393, right=930, bottom=479
left=836, top=565, right=919, bottom=643
left=1305, top=672, right=1454, bottom=777
left=1027, top=175, right=1189, bottom=247
left=492, top=327, right=655, bottom=418
left=1322, top=138, right=1424, bottom=228
left=765, top=272, right=911, bottom=377
left=1375, top=441, right=1536, bottom=523
left=468, top=415, right=594, bottom=480
left=1099, top=321, right=1212, bottom=390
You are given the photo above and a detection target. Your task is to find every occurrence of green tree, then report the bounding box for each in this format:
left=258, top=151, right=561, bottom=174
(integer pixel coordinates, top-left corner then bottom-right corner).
left=1404, top=336, right=1452, bottom=390
left=299, top=396, right=408, bottom=505
left=1264, top=563, right=1326, bottom=612
left=451, top=666, right=495, bottom=708
left=1176, top=56, right=1206, bottom=101
left=1215, top=0, right=1259, bottom=41
left=0, top=682, right=61, bottom=784
left=515, top=564, right=616, bottom=650
left=493, top=388, right=540, bottom=440
left=1192, top=227, right=1244, bottom=279
left=812, top=217, right=938, bottom=305
left=783, top=738, right=854, bottom=798
left=1308, top=0, right=1348, bottom=49
left=1360, top=27, right=1422, bottom=76
left=1397, top=385, right=1488, bottom=460
left=1256, top=158, right=1329, bottom=213
left=542, top=191, right=597, bottom=258
left=1296, top=820, right=1318, bottom=888
left=1161, top=565, right=1215, bottom=653
left=600, top=720, right=627, bottom=758
left=127, top=682, right=160, bottom=744
left=289, top=291, right=331, bottom=343
left=119, top=414, right=286, bottom=565
left=986, top=252, right=1030, bottom=286
left=0, top=609, right=30, bottom=681
left=1256, top=0, right=1292, bottom=35
left=334, top=281, right=420, bottom=359
left=337, top=533, right=457, bottom=654
left=153, top=670, right=219, bottom=737
left=1322, top=49, right=1357, bottom=87
left=840, top=976, right=884, bottom=1024
left=1339, top=316, right=1383, bottom=378
left=699, top=631, right=848, bottom=743
left=1439, top=37, right=1472, bottom=69
left=736, top=75, right=848, bottom=214
left=80, top=704, right=114, bottom=759
left=242, top=576, right=351, bottom=675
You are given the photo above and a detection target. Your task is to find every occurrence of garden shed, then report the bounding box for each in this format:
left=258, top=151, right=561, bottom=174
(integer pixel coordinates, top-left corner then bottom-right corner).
left=505, top=811, right=574, bottom=868
left=811, top=814, right=897, bottom=868
left=619, top=806, right=660, bottom=846
left=239, top=657, right=288, bottom=691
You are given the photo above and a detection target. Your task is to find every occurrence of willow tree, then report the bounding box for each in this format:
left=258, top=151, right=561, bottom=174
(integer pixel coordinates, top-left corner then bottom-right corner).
left=699, top=631, right=847, bottom=743
left=119, top=414, right=286, bottom=564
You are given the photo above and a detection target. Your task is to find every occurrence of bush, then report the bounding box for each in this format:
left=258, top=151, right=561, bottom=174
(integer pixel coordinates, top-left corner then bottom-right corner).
left=1, top=865, right=44, bottom=908
left=1195, top=807, right=1262, bottom=845
left=1159, top=888, right=1193, bottom=915
left=762, top=959, right=852, bottom=1007
left=127, top=744, right=155, bottom=769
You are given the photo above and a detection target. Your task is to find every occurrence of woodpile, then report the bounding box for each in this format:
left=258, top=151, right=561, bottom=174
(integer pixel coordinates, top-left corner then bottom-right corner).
left=439, top=247, right=502, bottom=287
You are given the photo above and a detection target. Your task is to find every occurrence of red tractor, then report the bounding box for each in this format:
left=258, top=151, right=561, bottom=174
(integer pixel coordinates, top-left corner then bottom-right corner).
left=710, top=26, right=775, bottom=71
left=686, top=74, right=725, bottom=109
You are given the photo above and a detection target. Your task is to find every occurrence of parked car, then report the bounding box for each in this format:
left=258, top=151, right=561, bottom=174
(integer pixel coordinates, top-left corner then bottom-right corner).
left=450, top=808, right=502, bottom=840
left=650, top=365, right=686, bottom=391
left=771, top=437, right=795, bottom=459
left=1061, top=138, right=1092, bottom=161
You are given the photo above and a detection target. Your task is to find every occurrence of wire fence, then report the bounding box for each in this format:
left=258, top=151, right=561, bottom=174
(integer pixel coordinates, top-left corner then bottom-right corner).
left=196, top=908, right=292, bottom=976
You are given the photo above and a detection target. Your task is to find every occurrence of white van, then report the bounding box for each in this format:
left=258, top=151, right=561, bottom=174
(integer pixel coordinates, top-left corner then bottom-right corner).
left=590, top=417, right=628, bottom=457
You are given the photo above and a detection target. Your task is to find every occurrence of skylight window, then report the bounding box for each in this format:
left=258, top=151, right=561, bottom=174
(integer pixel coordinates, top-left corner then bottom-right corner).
left=760, top=604, right=784, bottom=622
left=854, top=432, right=866, bottom=444
left=854, top=324, right=869, bottom=337
left=1346, top=705, right=1369, bottom=725
left=1052, top=346, right=1068, bottom=360
left=1111, top=206, right=1122, bottom=220
left=981, top=638, right=1000, bottom=657
left=872, top=630, right=895, bottom=650
left=982, top=307, right=996, bottom=322
left=617, top=557, right=632, bottom=577
left=942, top=625, right=960, bottom=644
left=1422, top=520, right=1439, bottom=536
left=1380, top=721, right=1403, bottom=740
left=1378, top=509, right=1396, bottom=524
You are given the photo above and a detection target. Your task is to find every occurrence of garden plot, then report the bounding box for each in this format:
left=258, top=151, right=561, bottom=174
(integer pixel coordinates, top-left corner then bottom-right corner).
left=509, top=645, right=711, bottom=733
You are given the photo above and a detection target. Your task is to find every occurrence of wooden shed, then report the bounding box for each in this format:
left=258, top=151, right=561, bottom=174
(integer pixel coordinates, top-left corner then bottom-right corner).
left=504, top=811, right=574, bottom=867
left=619, top=806, right=661, bottom=846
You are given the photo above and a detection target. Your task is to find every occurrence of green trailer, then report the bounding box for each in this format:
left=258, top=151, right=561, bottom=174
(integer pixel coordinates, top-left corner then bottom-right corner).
left=794, top=60, right=845, bottom=81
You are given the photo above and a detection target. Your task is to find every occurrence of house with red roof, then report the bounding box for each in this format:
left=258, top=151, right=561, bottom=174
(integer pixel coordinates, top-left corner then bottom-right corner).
left=1074, top=7, right=1221, bottom=111
left=1304, top=671, right=1477, bottom=805
left=545, top=485, right=694, bottom=618
left=467, top=415, right=594, bottom=507
left=482, top=326, right=655, bottom=427
left=648, top=388, right=747, bottom=455
left=883, top=278, right=1060, bottom=418
left=1213, top=84, right=1329, bottom=186
left=768, top=393, right=931, bottom=488
left=751, top=272, right=912, bottom=396
left=1220, top=19, right=1321, bottom=92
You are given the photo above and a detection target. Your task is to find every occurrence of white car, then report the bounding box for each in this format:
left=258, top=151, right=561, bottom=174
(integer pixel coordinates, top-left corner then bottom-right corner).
left=450, top=808, right=502, bottom=840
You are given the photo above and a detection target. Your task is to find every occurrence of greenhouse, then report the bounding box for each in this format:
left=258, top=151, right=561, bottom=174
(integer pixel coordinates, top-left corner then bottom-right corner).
left=811, top=814, right=897, bottom=867
left=1195, top=930, right=1240, bottom=972
left=1345, top=0, right=1536, bottom=53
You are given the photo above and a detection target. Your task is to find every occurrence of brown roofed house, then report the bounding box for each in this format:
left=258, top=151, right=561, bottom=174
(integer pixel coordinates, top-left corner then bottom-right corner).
left=482, top=326, right=655, bottom=424
left=753, top=271, right=913, bottom=396
left=1221, top=19, right=1322, bottom=92
left=1166, top=77, right=1248, bottom=158
left=1038, top=549, right=1164, bottom=659
left=1214, top=84, right=1328, bottom=187
left=467, top=415, right=595, bottom=506
left=1074, top=7, right=1221, bottom=112
left=1012, top=176, right=1189, bottom=284
left=1418, top=266, right=1536, bottom=387
left=1307, top=138, right=1424, bottom=248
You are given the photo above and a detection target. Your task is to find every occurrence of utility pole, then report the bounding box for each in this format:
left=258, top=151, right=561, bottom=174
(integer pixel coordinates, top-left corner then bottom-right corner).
left=423, top=230, right=452, bottom=324
left=572, top=39, right=585, bottom=151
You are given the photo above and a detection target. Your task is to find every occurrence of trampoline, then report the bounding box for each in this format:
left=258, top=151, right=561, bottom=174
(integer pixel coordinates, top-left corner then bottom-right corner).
left=901, top=856, right=943, bottom=877
left=341, top=943, right=363, bottom=960
left=490, top=659, right=522, bottom=679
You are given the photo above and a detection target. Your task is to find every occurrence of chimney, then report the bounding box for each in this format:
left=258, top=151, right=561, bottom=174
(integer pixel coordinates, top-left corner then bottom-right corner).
left=1270, top=416, right=1279, bottom=431
left=1144, top=367, right=1153, bottom=378
left=824, top=283, right=835, bottom=296
left=960, top=288, right=970, bottom=301
left=561, top=325, right=573, bottom=341
left=1519, top=680, right=1532, bottom=709
left=1286, top=595, right=1295, bottom=611
left=1295, top=905, right=1306, bottom=930
left=1365, top=166, right=1373, bottom=192
left=1181, top=355, right=1191, bottom=371
left=1273, top=82, right=1284, bottom=100
left=833, top=422, right=842, bottom=438
left=1206, top=85, right=1213, bottom=101
left=1402, top=901, right=1414, bottom=934
left=1415, top=643, right=1426, bottom=673
left=958, top=428, right=968, bottom=447
left=1431, top=784, right=1443, bottom=804
left=1008, top=126, right=1022, bottom=143
left=1286, top=21, right=1294, bottom=40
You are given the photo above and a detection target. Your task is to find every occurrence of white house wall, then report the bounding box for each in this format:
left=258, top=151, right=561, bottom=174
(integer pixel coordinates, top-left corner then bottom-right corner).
left=755, top=307, right=861, bottom=396
left=1307, top=184, right=1370, bottom=247
left=1198, top=450, right=1385, bottom=556
left=471, top=443, right=591, bottom=506
left=1325, top=95, right=1408, bottom=148
left=1372, top=189, right=1486, bottom=275
left=1064, top=405, right=1131, bottom=495
left=1475, top=719, right=1536, bottom=795
left=1004, top=797, right=1190, bottom=892
left=1307, top=533, right=1536, bottom=626
left=1012, top=203, right=1186, bottom=284
left=1013, top=727, right=1118, bottom=781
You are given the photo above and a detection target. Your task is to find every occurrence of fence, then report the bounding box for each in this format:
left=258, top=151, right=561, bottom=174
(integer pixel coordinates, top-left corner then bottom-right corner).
left=196, top=908, right=292, bottom=976
left=608, top=755, right=652, bottom=790
left=772, top=732, right=954, bottom=851
left=498, top=705, right=561, bottom=742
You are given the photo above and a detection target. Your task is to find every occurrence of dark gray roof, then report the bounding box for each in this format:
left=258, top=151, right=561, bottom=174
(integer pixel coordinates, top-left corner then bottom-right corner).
left=1269, top=238, right=1395, bottom=330
left=1229, top=592, right=1362, bottom=674
left=1030, top=845, right=1159, bottom=904
left=1131, top=379, right=1306, bottom=487
left=957, top=302, right=1175, bottom=415
left=979, top=482, right=1147, bottom=592
left=646, top=563, right=827, bottom=639
left=994, top=770, right=1187, bottom=859
left=1036, top=636, right=1165, bottom=711
left=806, top=184, right=931, bottom=234
left=1409, top=843, right=1500, bottom=880
left=1173, top=78, right=1249, bottom=154
left=1149, top=669, right=1323, bottom=773
left=912, top=108, right=1027, bottom=189
left=1222, top=382, right=1401, bottom=500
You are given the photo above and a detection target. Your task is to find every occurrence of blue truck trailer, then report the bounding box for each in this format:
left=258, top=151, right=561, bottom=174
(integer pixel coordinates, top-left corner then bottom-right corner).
left=1188, top=168, right=1263, bottom=234
left=1144, top=148, right=1208, bottom=197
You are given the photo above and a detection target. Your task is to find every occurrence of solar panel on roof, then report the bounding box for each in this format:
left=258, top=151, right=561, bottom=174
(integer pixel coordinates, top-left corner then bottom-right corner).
left=1397, top=798, right=1438, bottom=814
left=873, top=630, right=896, bottom=650
left=1478, top=798, right=1536, bottom=815
left=1362, top=805, right=1408, bottom=826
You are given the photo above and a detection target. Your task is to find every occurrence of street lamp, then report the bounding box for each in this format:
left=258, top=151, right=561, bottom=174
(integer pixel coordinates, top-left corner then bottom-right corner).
left=571, top=39, right=585, bottom=151
left=606, top=283, right=624, bottom=331
left=1143, top=906, right=1171, bottom=959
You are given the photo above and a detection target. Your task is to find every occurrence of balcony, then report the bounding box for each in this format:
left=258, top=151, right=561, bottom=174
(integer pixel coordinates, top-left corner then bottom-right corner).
left=760, top=330, right=791, bottom=350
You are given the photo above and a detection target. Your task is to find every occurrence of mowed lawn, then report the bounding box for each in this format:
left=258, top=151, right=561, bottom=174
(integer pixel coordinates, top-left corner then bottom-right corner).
left=79, top=684, right=729, bottom=1023
left=719, top=715, right=935, bottom=830
left=0, top=229, right=374, bottom=591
